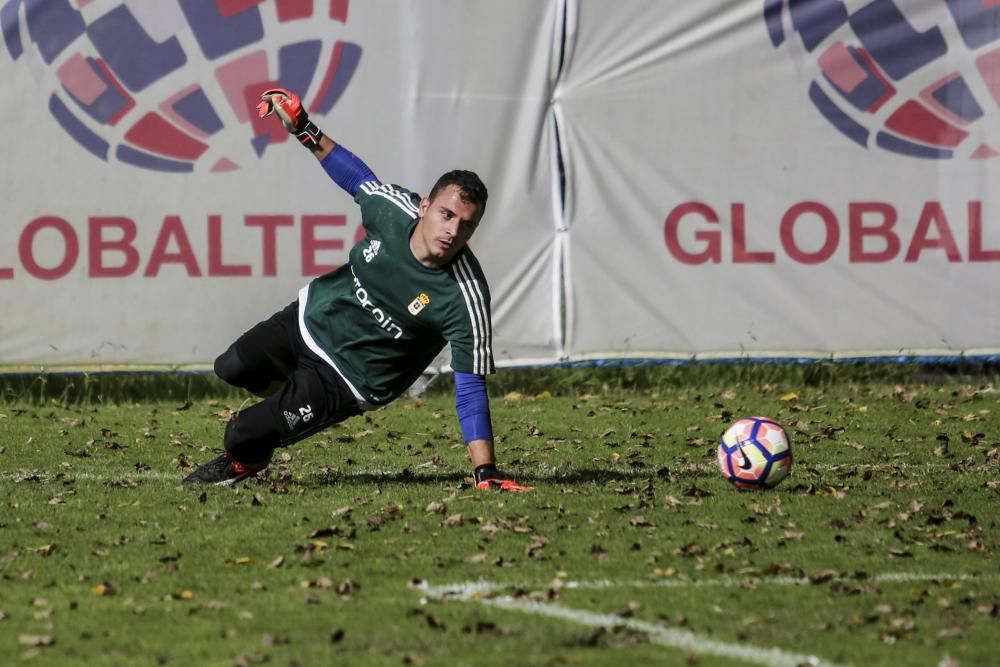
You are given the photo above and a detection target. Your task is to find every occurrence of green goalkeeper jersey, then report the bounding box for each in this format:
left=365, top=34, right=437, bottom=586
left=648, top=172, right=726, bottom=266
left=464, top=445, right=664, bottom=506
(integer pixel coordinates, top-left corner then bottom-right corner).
left=297, top=180, right=495, bottom=406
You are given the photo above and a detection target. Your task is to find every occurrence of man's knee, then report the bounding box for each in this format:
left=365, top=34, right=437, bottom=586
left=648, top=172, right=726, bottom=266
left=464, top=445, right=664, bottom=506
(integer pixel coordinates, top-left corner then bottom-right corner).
left=215, top=345, right=271, bottom=394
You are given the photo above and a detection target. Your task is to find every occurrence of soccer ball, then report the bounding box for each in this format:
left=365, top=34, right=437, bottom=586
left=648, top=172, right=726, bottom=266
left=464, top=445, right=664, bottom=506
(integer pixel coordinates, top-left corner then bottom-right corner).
left=717, top=416, right=792, bottom=489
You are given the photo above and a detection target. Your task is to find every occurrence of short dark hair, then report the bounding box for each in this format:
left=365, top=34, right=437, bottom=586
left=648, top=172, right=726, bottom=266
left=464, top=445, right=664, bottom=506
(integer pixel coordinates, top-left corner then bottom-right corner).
left=428, top=170, right=488, bottom=218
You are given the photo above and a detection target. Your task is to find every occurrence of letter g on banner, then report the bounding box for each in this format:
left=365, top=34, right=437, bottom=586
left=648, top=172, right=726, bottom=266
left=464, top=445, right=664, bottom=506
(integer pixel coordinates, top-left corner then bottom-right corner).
left=664, top=202, right=721, bottom=264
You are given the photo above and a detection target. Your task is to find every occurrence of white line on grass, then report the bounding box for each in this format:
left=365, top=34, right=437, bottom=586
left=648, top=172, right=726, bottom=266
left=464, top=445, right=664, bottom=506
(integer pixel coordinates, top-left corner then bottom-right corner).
left=0, top=468, right=402, bottom=483
left=424, top=585, right=842, bottom=667
left=419, top=571, right=990, bottom=600
left=419, top=572, right=994, bottom=666
left=490, top=596, right=839, bottom=667
left=0, top=470, right=176, bottom=482
left=0, top=461, right=978, bottom=484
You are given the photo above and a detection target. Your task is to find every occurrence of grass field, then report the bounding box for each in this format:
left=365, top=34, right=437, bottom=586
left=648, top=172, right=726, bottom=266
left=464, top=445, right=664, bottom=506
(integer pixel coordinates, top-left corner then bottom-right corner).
left=1, top=369, right=997, bottom=666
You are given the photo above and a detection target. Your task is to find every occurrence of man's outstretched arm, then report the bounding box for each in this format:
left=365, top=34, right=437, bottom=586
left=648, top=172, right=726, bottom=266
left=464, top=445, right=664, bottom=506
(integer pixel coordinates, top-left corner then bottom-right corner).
left=455, top=371, right=531, bottom=492
left=257, top=88, right=378, bottom=194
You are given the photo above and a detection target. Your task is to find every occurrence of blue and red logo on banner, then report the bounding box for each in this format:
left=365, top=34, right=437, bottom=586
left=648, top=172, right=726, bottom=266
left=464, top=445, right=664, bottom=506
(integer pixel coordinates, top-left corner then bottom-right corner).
left=766, top=0, right=1000, bottom=159
left=1, top=0, right=361, bottom=172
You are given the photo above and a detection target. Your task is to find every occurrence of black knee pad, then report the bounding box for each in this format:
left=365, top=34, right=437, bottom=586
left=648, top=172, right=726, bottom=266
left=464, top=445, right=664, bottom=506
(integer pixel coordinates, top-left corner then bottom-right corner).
left=223, top=407, right=279, bottom=464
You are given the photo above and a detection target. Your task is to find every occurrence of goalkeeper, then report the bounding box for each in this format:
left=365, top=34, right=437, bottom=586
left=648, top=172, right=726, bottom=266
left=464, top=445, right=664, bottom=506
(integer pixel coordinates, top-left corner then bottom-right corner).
left=183, top=88, right=528, bottom=492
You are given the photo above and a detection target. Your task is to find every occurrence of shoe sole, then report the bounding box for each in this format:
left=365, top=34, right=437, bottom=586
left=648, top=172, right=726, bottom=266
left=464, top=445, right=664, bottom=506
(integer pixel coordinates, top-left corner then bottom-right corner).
left=215, top=465, right=268, bottom=486
left=214, top=470, right=255, bottom=486
left=182, top=467, right=265, bottom=486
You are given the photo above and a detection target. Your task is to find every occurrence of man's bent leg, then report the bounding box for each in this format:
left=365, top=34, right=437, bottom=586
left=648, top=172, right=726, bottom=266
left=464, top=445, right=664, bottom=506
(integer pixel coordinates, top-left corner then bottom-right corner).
left=222, top=359, right=363, bottom=468
left=214, top=302, right=299, bottom=394
left=184, top=363, right=351, bottom=486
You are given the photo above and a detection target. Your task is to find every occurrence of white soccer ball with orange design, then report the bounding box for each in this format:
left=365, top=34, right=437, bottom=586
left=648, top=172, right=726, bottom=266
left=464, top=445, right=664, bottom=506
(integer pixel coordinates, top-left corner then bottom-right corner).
left=717, top=416, right=792, bottom=489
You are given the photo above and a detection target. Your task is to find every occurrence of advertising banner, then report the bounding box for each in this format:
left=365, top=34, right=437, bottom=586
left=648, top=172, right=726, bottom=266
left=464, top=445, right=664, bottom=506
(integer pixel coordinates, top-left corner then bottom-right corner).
left=3, top=0, right=998, bottom=370
left=560, top=0, right=1000, bottom=361
left=0, top=0, right=561, bottom=368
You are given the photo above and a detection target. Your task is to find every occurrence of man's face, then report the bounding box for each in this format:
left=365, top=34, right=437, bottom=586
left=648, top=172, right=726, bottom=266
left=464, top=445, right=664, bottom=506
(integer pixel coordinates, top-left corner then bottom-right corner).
left=411, top=184, right=482, bottom=268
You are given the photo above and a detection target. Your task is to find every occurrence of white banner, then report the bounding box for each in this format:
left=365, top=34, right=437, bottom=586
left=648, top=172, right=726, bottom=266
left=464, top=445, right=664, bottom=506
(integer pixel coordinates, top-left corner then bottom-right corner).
left=3, top=0, right=998, bottom=369
left=0, top=0, right=560, bottom=368
left=559, top=0, right=1000, bottom=360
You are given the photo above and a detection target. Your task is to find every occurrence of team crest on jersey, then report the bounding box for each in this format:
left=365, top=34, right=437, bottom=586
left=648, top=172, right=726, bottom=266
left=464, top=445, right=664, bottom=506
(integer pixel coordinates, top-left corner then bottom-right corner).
left=408, top=293, right=430, bottom=315
left=362, top=239, right=382, bottom=263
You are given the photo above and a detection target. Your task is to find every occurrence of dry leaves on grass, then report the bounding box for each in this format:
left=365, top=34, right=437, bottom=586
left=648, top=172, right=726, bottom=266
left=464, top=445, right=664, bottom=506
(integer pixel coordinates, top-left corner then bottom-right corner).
left=19, top=634, right=54, bottom=647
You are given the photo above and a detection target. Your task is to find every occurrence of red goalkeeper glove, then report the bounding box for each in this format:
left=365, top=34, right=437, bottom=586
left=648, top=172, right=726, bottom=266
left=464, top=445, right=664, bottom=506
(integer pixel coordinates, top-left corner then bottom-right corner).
left=257, top=87, right=323, bottom=150
left=473, top=464, right=532, bottom=492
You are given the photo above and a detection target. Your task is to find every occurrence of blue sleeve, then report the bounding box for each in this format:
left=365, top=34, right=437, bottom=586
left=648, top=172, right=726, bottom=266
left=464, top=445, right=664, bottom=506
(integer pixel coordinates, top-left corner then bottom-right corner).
left=454, top=371, right=493, bottom=442
left=319, top=144, right=378, bottom=196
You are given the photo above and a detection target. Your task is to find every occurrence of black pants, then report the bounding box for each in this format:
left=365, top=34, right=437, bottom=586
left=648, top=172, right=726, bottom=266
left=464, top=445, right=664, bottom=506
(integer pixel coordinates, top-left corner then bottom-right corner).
left=213, top=301, right=363, bottom=464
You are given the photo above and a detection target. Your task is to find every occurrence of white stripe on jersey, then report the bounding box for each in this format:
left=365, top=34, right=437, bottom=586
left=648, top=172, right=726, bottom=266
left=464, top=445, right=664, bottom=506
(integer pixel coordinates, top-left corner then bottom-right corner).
left=360, top=181, right=419, bottom=218
left=296, top=285, right=375, bottom=410
left=452, top=254, right=492, bottom=375
left=464, top=259, right=492, bottom=368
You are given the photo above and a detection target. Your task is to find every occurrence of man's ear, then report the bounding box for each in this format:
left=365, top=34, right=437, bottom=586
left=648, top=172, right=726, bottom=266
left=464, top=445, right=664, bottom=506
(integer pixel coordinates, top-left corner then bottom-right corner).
left=418, top=197, right=430, bottom=218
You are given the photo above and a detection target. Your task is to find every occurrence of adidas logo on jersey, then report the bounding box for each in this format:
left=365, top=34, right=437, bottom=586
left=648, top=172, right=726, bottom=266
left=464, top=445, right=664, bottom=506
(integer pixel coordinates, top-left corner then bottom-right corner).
left=283, top=410, right=300, bottom=430
left=362, top=239, right=382, bottom=263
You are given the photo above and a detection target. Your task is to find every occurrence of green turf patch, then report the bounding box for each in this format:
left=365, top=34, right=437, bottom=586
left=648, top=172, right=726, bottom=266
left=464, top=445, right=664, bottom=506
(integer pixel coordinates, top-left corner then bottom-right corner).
left=1, top=380, right=997, bottom=665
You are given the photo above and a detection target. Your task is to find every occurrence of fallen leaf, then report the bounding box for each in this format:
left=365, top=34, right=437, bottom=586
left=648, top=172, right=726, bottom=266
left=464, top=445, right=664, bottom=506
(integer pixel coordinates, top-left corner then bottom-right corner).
left=231, top=653, right=269, bottom=667
left=198, top=600, right=227, bottom=610
left=937, top=625, right=965, bottom=638
left=468, top=620, right=516, bottom=636
left=336, top=579, right=359, bottom=598
left=19, top=634, right=54, bottom=647
left=683, top=484, right=713, bottom=498
left=34, top=544, right=56, bottom=557
left=977, top=603, right=999, bottom=616
left=525, top=537, right=548, bottom=559
left=307, top=527, right=343, bottom=539
left=91, top=582, right=116, bottom=596
left=807, top=570, right=840, bottom=584
left=616, top=600, right=642, bottom=618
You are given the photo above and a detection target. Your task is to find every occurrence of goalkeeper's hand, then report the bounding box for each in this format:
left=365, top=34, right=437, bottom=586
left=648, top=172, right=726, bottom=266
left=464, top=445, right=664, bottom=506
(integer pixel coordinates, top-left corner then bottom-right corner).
left=257, top=87, right=322, bottom=149
left=473, top=464, right=532, bottom=492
